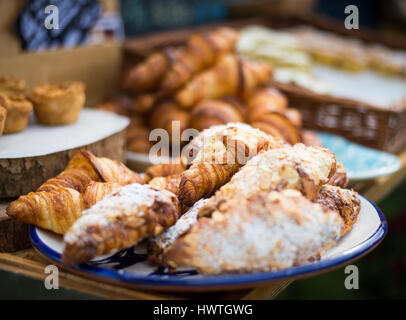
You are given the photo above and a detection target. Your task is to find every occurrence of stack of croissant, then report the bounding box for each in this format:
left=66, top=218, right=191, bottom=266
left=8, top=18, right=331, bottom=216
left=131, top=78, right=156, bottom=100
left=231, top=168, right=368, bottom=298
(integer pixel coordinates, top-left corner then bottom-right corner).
left=7, top=123, right=359, bottom=274
left=96, top=26, right=321, bottom=154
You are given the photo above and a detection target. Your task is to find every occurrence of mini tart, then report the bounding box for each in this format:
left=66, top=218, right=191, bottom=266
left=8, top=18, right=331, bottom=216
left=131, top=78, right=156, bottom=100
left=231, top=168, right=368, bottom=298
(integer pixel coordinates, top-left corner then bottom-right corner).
left=0, top=76, right=26, bottom=96
left=31, top=81, right=85, bottom=125
left=0, top=93, right=33, bottom=134
left=0, top=105, right=6, bottom=136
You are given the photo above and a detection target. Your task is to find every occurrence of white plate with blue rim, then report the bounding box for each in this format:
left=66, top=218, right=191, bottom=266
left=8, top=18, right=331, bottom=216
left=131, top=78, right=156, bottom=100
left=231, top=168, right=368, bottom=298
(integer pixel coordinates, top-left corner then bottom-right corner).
left=30, top=194, right=387, bottom=292
left=317, top=132, right=400, bottom=181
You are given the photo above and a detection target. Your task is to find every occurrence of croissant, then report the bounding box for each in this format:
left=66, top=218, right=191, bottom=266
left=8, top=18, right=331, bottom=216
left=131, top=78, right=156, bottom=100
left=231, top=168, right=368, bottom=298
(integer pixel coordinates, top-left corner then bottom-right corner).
left=126, top=117, right=153, bottom=154
left=7, top=187, right=84, bottom=235
left=199, top=144, right=337, bottom=217
left=247, top=87, right=302, bottom=145
left=159, top=190, right=343, bottom=274
left=95, top=96, right=132, bottom=117
left=159, top=27, right=239, bottom=95
left=122, top=48, right=180, bottom=93
left=62, top=183, right=180, bottom=265
left=37, top=150, right=102, bottom=193
left=247, top=87, right=288, bottom=121
left=328, top=162, right=349, bottom=188
left=178, top=124, right=283, bottom=206
left=189, top=98, right=246, bottom=131
left=144, top=159, right=186, bottom=183
left=148, top=198, right=209, bottom=265
left=315, top=184, right=360, bottom=236
left=83, top=181, right=122, bottom=209
left=175, top=54, right=272, bottom=109
left=148, top=100, right=190, bottom=142
left=250, top=112, right=301, bottom=145
left=131, top=93, right=156, bottom=114
left=148, top=174, right=182, bottom=195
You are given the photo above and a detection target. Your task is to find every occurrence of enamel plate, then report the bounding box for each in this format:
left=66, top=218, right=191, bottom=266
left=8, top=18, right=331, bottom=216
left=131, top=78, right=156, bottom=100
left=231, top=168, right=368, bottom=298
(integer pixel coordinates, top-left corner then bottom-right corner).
left=30, top=195, right=387, bottom=292
left=318, top=132, right=401, bottom=181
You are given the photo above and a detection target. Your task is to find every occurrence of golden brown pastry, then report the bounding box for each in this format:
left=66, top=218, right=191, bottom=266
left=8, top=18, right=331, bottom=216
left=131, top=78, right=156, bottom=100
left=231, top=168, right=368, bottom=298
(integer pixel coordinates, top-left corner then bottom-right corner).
left=159, top=27, right=239, bottom=95
left=37, top=149, right=143, bottom=193
left=246, top=87, right=301, bottom=145
left=199, top=144, right=337, bottom=217
left=6, top=187, right=84, bottom=235
left=31, top=81, right=85, bottom=125
left=83, top=181, right=122, bottom=209
left=148, top=100, right=190, bottom=142
left=159, top=190, right=343, bottom=274
left=95, top=96, right=132, bottom=117
left=315, top=184, right=360, bottom=236
left=246, top=87, right=288, bottom=121
left=178, top=124, right=283, bottom=206
left=126, top=117, right=153, bottom=154
left=122, top=48, right=180, bottom=94
left=7, top=150, right=142, bottom=235
left=131, top=93, right=156, bottom=114
left=148, top=198, right=209, bottom=265
left=148, top=174, right=182, bottom=195
left=144, top=159, right=186, bottom=183
left=0, top=105, right=7, bottom=136
left=0, top=93, right=32, bottom=134
left=189, top=99, right=245, bottom=131
left=328, top=162, right=349, bottom=188
left=250, top=112, right=301, bottom=145
left=0, top=75, right=26, bottom=96
left=62, top=183, right=180, bottom=265
left=175, top=54, right=272, bottom=109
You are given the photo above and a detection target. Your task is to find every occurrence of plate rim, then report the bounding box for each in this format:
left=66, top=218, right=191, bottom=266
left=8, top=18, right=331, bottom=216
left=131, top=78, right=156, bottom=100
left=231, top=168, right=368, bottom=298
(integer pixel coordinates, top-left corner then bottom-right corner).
left=30, top=195, right=388, bottom=291
left=317, top=131, right=401, bottom=181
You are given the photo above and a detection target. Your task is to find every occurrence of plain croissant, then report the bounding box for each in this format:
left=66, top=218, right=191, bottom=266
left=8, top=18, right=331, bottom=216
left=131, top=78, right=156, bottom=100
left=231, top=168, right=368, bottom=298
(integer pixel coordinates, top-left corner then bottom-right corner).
left=175, top=54, right=272, bottom=109
left=159, top=27, right=239, bottom=95
left=7, top=150, right=143, bottom=234
left=7, top=187, right=84, bottom=235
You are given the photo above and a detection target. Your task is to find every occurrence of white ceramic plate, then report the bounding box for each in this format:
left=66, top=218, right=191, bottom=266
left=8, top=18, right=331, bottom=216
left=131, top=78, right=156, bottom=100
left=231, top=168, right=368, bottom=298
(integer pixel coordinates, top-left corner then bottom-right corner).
left=31, top=195, right=387, bottom=292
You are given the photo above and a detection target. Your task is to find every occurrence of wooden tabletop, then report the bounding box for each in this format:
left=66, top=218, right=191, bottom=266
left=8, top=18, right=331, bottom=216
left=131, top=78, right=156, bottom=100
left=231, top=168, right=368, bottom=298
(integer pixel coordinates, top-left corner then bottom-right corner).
left=1, top=150, right=406, bottom=299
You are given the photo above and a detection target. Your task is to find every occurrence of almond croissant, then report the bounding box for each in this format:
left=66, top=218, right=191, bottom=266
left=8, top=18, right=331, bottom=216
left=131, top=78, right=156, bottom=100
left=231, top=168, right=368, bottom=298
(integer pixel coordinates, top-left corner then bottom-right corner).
left=6, top=187, right=84, bottom=235
left=159, top=190, right=343, bottom=274
left=315, top=184, right=360, bottom=236
left=62, top=183, right=180, bottom=265
left=199, top=144, right=337, bottom=217
left=175, top=54, right=272, bottom=109
left=178, top=124, right=283, bottom=206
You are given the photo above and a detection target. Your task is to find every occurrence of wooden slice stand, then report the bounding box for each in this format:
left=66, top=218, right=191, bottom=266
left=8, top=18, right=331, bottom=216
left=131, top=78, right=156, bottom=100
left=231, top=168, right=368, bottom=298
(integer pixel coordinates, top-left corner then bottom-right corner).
left=0, top=109, right=129, bottom=252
